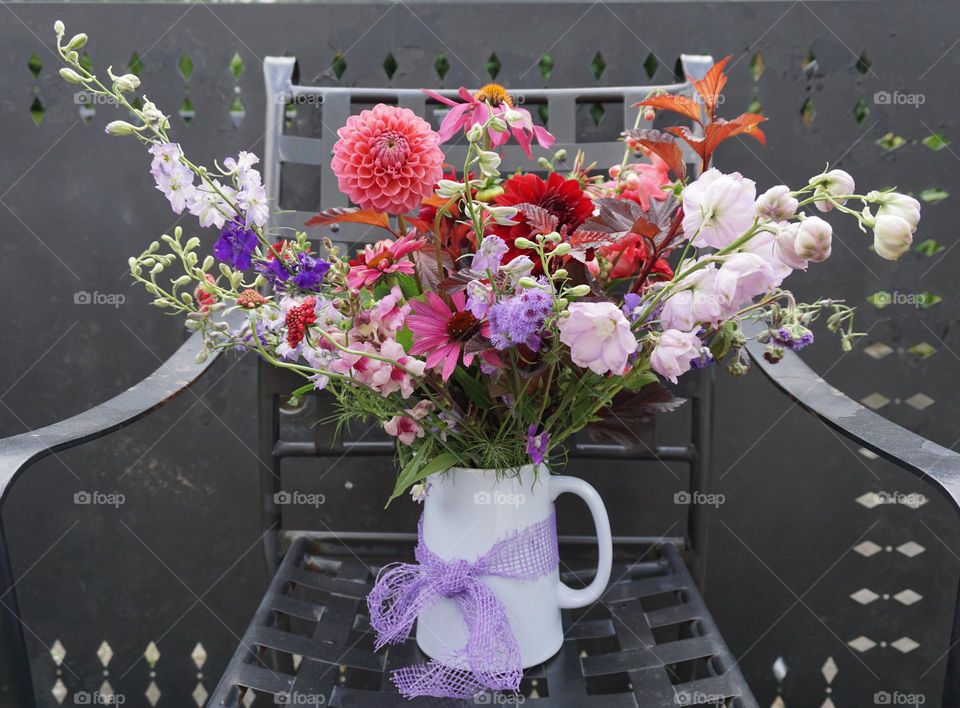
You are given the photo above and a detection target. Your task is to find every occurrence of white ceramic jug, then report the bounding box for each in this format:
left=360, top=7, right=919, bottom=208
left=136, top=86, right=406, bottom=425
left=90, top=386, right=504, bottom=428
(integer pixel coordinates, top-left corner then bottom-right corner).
left=415, top=465, right=613, bottom=668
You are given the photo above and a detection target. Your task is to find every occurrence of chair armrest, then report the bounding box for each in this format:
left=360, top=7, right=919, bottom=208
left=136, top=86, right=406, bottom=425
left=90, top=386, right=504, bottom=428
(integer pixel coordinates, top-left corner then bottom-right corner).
left=744, top=326, right=960, bottom=517
left=0, top=329, right=222, bottom=505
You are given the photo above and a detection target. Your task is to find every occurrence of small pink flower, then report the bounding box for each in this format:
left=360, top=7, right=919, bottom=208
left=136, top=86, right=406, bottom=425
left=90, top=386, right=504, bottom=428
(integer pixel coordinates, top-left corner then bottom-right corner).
left=331, top=104, right=444, bottom=214
left=351, top=285, right=410, bottom=340
left=347, top=233, right=426, bottom=290
left=650, top=330, right=704, bottom=383
left=422, top=85, right=554, bottom=159
left=384, top=414, right=424, bottom=445
left=714, top=253, right=779, bottom=309
left=557, top=301, right=638, bottom=376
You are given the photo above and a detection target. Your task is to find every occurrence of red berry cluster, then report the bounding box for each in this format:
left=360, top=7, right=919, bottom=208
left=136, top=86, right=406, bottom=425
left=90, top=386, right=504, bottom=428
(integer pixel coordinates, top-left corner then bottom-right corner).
left=285, top=297, right=317, bottom=348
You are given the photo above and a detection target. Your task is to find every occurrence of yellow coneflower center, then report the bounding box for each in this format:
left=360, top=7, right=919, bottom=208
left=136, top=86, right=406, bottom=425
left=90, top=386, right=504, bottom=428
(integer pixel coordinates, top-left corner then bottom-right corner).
left=474, top=83, right=513, bottom=108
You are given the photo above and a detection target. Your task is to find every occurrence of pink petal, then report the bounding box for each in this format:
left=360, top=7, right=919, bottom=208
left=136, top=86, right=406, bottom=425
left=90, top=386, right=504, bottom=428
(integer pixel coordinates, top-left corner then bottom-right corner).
left=534, top=126, right=555, bottom=149
left=441, top=345, right=460, bottom=381
left=422, top=89, right=458, bottom=108
left=436, top=103, right=473, bottom=143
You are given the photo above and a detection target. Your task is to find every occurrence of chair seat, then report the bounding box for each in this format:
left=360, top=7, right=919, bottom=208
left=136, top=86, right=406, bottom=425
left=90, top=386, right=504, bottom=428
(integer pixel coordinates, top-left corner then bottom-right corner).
left=208, top=538, right=756, bottom=707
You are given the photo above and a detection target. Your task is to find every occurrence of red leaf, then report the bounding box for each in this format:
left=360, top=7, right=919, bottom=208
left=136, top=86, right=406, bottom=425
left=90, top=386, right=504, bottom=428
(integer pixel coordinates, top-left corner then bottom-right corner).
left=622, top=128, right=687, bottom=179
left=666, top=125, right=707, bottom=163
left=400, top=215, right=432, bottom=232
left=305, top=207, right=391, bottom=230
left=703, top=113, right=767, bottom=156
left=691, top=56, right=731, bottom=119
left=634, top=94, right=703, bottom=124
left=514, top=202, right=559, bottom=235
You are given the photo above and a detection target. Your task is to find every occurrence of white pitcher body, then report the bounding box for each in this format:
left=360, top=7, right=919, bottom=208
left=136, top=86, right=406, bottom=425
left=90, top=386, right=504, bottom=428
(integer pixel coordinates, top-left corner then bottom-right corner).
left=415, top=465, right=612, bottom=668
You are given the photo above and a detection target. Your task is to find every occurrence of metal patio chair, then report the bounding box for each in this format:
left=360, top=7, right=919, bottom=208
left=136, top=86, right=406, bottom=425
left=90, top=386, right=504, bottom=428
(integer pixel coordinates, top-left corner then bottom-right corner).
left=3, top=54, right=960, bottom=708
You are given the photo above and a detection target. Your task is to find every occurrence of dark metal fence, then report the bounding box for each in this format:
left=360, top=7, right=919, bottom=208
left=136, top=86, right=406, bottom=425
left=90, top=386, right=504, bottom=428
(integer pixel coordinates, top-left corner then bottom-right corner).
left=1, top=1, right=959, bottom=705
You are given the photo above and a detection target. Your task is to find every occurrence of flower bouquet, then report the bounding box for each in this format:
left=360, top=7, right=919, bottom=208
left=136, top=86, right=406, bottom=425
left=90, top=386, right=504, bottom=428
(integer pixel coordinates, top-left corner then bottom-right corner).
left=53, top=23, right=920, bottom=699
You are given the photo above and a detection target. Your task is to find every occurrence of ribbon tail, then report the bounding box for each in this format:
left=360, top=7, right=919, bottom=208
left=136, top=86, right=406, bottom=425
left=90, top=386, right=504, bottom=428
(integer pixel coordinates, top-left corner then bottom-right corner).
left=367, top=563, right=436, bottom=650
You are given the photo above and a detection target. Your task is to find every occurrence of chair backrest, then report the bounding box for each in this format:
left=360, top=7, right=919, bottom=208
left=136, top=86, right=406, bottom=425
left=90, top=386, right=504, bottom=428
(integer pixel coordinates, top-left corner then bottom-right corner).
left=256, top=55, right=717, bottom=581
left=262, top=54, right=713, bottom=246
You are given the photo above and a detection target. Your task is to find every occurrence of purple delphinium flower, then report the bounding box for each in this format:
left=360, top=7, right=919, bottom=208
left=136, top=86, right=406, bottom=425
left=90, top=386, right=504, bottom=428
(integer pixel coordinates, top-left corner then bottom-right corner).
left=471, top=235, right=509, bottom=274
left=489, top=284, right=553, bottom=351
left=621, top=292, right=642, bottom=322
left=213, top=221, right=259, bottom=270
left=290, top=252, right=331, bottom=291
left=526, top=425, right=550, bottom=465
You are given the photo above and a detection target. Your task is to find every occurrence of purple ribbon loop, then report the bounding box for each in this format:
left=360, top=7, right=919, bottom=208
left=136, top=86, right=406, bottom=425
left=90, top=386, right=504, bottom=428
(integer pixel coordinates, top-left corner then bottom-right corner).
left=367, top=512, right=560, bottom=699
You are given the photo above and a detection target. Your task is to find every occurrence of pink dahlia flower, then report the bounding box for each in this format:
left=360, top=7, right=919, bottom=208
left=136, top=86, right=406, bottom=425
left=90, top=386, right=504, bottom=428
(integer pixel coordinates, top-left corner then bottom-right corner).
left=347, top=232, right=426, bottom=289
left=332, top=104, right=444, bottom=215
left=422, top=85, right=555, bottom=159
left=557, top=301, right=638, bottom=376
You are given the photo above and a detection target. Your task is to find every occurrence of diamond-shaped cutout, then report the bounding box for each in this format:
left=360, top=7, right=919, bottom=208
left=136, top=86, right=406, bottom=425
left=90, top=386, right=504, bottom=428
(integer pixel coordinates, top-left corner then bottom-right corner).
left=192, top=682, right=208, bottom=707
left=856, top=51, right=872, bottom=75
left=229, top=95, right=245, bottom=128
left=331, top=52, right=346, bottom=80
left=919, top=291, right=942, bottom=308
left=877, top=132, right=907, bottom=152
left=79, top=97, right=96, bottom=123
left=854, top=540, right=883, bottom=557
left=99, top=680, right=114, bottom=700
left=772, top=656, right=787, bottom=682
left=486, top=52, right=502, bottom=81
left=589, top=102, right=605, bottom=126
left=50, top=640, right=66, bottom=666
left=191, top=642, right=207, bottom=670
left=867, top=291, right=892, bottom=309
left=747, top=98, right=763, bottom=115
left=145, top=680, right=161, bottom=706
left=144, top=641, right=161, bottom=668
left=97, top=640, right=113, bottom=667
left=848, top=635, right=877, bottom=652
left=864, top=342, right=894, bottom=359
left=538, top=104, right=549, bottom=126
left=179, top=96, right=195, bottom=123
left=434, top=52, right=450, bottom=80
left=892, top=637, right=920, bottom=653
left=802, top=50, right=818, bottom=77
left=853, top=98, right=870, bottom=124
left=800, top=98, right=815, bottom=127
left=822, top=656, right=838, bottom=684
left=29, top=97, right=44, bottom=126
left=921, top=187, right=949, bottom=203
left=856, top=492, right=881, bottom=509
left=177, top=52, right=194, bottom=81
left=922, top=133, right=951, bottom=150
left=52, top=678, right=68, bottom=704
left=539, top=54, right=554, bottom=81
left=78, top=52, right=93, bottom=74
left=243, top=689, right=256, bottom=707
left=897, top=541, right=926, bottom=557
left=909, top=342, right=937, bottom=359
left=916, top=239, right=944, bottom=256
left=383, top=53, right=398, bottom=80
left=850, top=588, right=880, bottom=605
left=895, top=589, right=923, bottom=606
left=905, top=393, right=935, bottom=410
left=643, top=52, right=658, bottom=80
left=590, top=52, right=606, bottom=80
left=750, top=52, right=765, bottom=81
left=861, top=392, right=890, bottom=410
left=28, top=51, right=42, bottom=79
left=229, top=52, right=245, bottom=81
left=128, top=51, right=143, bottom=78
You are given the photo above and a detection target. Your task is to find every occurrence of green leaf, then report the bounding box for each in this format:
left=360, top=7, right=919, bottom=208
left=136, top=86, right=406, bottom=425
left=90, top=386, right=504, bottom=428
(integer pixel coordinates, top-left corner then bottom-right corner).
left=454, top=366, right=493, bottom=408
left=396, top=325, right=413, bottom=352
left=387, top=451, right=459, bottom=506
left=624, top=369, right=659, bottom=391
left=286, top=382, right=315, bottom=406
left=395, top=273, right=421, bottom=299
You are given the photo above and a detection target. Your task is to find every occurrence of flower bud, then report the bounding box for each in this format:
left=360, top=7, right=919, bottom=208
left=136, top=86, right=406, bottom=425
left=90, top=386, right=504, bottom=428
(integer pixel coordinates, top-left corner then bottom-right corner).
left=553, top=149, right=567, bottom=162
left=810, top=169, right=855, bottom=212
left=104, top=120, right=139, bottom=136
left=488, top=117, right=508, bottom=133
left=553, top=268, right=569, bottom=279
left=567, top=284, right=591, bottom=297
left=517, top=276, right=539, bottom=288
left=436, top=179, right=464, bottom=198
left=54, top=20, right=65, bottom=36
left=59, top=68, right=85, bottom=84
left=867, top=191, right=921, bottom=231
left=552, top=243, right=572, bottom=256
left=608, top=164, right=622, bottom=179
left=503, top=108, right=525, bottom=126
left=465, top=123, right=484, bottom=143
left=66, top=33, right=88, bottom=50
left=537, top=157, right=552, bottom=171
left=513, top=237, right=536, bottom=250
left=794, top=216, right=832, bottom=262
left=114, top=73, right=141, bottom=93
left=755, top=185, right=798, bottom=221
left=477, top=149, right=501, bottom=178
left=482, top=204, right=517, bottom=226
left=873, top=214, right=913, bottom=260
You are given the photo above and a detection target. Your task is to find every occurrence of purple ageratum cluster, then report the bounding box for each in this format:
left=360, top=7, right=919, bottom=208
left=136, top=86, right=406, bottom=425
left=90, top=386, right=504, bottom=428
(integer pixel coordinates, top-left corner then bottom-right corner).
left=488, top=284, right=553, bottom=351
left=213, top=221, right=258, bottom=270
left=256, top=249, right=331, bottom=292
left=773, top=326, right=814, bottom=351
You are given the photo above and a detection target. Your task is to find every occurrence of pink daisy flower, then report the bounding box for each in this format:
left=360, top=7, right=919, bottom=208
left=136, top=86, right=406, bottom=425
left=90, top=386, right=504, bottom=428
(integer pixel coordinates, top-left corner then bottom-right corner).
left=422, top=84, right=555, bottom=159
left=347, top=232, right=426, bottom=289
left=331, top=104, right=444, bottom=215
left=407, top=291, right=497, bottom=381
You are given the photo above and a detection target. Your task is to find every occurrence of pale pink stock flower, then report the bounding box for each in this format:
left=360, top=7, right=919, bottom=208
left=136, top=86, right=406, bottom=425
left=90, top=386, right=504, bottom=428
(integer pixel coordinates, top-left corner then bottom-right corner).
left=794, top=216, right=832, bottom=262
left=659, top=265, right=724, bottom=331
left=331, top=104, right=444, bottom=214
left=869, top=191, right=921, bottom=231
left=558, top=302, right=638, bottom=376
left=873, top=214, right=914, bottom=260
left=681, top=169, right=757, bottom=249
left=755, top=185, right=798, bottom=221
left=714, top=253, right=778, bottom=309
left=742, top=230, right=793, bottom=285
left=771, top=222, right=809, bottom=271
left=811, top=169, right=855, bottom=212
left=650, top=329, right=704, bottom=383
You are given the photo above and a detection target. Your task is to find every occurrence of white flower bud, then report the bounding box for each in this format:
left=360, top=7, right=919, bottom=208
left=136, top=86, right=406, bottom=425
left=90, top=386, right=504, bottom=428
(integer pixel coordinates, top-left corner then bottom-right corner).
left=477, top=149, right=501, bottom=178
left=58, top=68, right=85, bottom=84
left=465, top=123, right=484, bottom=143
left=567, top=284, right=591, bottom=297
left=553, top=149, right=567, bottom=162
left=500, top=256, right=535, bottom=283
left=503, top=108, right=525, bottom=126
left=794, top=216, right=832, bottom=262
left=114, top=73, right=141, bottom=93
left=873, top=214, right=913, bottom=260
left=66, top=33, right=88, bottom=50
left=436, top=179, right=464, bottom=198
left=54, top=20, right=65, bottom=36
left=553, top=268, right=569, bottom=279
left=552, top=243, right=572, bottom=256
left=513, top=237, right=536, bottom=250
left=867, top=191, right=921, bottom=231
left=488, top=117, right=508, bottom=133
left=482, top=204, right=517, bottom=226
left=810, top=169, right=855, bottom=212
left=755, top=185, right=798, bottom=221
left=104, top=120, right=139, bottom=136
left=517, top=276, right=539, bottom=288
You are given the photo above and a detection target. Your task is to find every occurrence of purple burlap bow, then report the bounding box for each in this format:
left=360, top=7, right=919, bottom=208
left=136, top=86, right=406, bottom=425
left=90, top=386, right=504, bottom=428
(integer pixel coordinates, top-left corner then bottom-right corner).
left=367, top=512, right=560, bottom=699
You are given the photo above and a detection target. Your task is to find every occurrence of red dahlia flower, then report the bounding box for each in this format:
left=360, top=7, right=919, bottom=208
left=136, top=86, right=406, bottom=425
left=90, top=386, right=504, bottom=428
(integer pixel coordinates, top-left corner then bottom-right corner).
left=492, top=172, right=594, bottom=267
